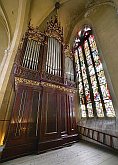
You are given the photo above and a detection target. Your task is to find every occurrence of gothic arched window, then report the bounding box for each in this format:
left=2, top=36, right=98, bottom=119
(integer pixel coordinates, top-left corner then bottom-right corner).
left=74, top=25, right=115, bottom=118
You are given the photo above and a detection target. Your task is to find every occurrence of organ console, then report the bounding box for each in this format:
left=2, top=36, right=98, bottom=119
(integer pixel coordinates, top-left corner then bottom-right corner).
left=1, top=16, right=78, bottom=161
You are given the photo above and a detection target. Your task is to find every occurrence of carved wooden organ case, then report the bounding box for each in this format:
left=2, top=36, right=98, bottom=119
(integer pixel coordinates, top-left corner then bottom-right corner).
left=1, top=17, right=78, bottom=161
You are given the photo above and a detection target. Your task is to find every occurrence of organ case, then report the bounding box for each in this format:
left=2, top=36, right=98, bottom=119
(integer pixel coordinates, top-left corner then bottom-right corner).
left=1, top=16, right=78, bottom=161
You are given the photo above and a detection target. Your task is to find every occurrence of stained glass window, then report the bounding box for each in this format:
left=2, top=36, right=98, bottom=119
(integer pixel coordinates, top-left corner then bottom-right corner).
left=74, top=25, right=115, bottom=118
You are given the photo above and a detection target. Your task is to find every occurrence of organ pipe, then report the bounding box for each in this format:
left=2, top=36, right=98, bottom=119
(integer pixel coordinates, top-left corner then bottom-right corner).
left=46, top=38, right=49, bottom=72
left=65, top=57, right=74, bottom=81
left=46, top=37, right=62, bottom=76
left=32, top=40, right=37, bottom=70
left=36, top=43, right=40, bottom=70
left=53, top=38, right=56, bottom=75
left=50, top=38, right=52, bottom=74
left=52, top=38, right=55, bottom=75
left=48, top=38, right=51, bottom=74
left=56, top=40, right=58, bottom=75
left=22, top=39, right=41, bottom=71
left=59, top=42, right=61, bottom=76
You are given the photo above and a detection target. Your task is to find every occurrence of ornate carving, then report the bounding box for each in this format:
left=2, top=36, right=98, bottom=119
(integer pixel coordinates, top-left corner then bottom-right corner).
left=14, top=64, right=40, bottom=81
left=14, top=77, right=77, bottom=93
left=27, top=25, right=45, bottom=43
left=45, top=16, right=63, bottom=41
left=41, top=82, right=77, bottom=93
left=43, top=72, right=63, bottom=84
left=15, top=77, right=40, bottom=87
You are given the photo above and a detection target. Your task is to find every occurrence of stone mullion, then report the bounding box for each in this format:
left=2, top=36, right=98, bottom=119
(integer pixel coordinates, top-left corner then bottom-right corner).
left=87, top=38, right=107, bottom=117
left=81, top=44, right=97, bottom=117
left=77, top=49, right=88, bottom=117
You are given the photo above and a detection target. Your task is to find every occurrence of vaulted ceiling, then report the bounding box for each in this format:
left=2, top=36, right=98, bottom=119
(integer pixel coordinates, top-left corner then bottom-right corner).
left=0, top=0, right=88, bottom=42
left=0, top=0, right=117, bottom=44
left=30, top=0, right=87, bottom=42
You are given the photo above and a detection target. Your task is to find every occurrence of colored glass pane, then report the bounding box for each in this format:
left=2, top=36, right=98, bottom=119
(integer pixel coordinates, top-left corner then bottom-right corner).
left=74, top=25, right=115, bottom=118
left=87, top=103, right=93, bottom=117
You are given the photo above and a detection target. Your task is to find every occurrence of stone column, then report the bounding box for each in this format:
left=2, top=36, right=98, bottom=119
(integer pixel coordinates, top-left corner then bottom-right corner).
left=0, top=0, right=31, bottom=151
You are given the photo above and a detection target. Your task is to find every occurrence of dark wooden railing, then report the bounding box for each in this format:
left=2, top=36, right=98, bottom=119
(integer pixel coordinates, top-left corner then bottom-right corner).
left=78, top=125, right=118, bottom=149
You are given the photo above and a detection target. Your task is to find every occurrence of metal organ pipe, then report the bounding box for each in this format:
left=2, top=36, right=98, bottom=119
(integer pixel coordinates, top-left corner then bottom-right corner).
left=32, top=41, right=40, bottom=71
left=56, top=39, right=58, bottom=75
left=50, top=38, right=52, bottom=74
left=49, top=38, right=51, bottom=74
left=56, top=39, right=58, bottom=76
left=35, top=43, right=40, bottom=71
left=29, top=40, right=35, bottom=69
left=32, top=40, right=37, bottom=70
left=52, top=38, right=55, bottom=75
left=65, top=57, right=74, bottom=81
left=56, top=40, right=58, bottom=76
left=34, top=41, right=39, bottom=70
left=57, top=41, right=60, bottom=76
left=46, top=38, right=49, bottom=72
left=27, top=39, right=34, bottom=69
left=26, top=40, right=31, bottom=67
left=25, top=39, right=32, bottom=68
left=46, top=38, right=49, bottom=74
left=22, top=39, right=41, bottom=71
left=28, top=40, right=32, bottom=69
left=46, top=37, right=62, bottom=76
left=71, top=62, right=74, bottom=81
left=54, top=38, right=57, bottom=75
left=53, top=38, right=56, bottom=75
left=52, top=38, right=54, bottom=74
left=22, top=39, right=30, bottom=68
left=31, top=40, right=36, bottom=70
left=59, top=42, right=61, bottom=76
left=50, top=38, right=53, bottom=74
left=33, top=40, right=38, bottom=70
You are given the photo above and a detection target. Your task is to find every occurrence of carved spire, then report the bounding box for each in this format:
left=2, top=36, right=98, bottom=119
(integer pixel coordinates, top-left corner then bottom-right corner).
left=45, top=15, right=63, bottom=40
left=44, top=1, right=63, bottom=40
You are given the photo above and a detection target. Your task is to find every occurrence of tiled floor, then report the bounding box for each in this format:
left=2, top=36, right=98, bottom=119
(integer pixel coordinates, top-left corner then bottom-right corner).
left=1, top=141, right=118, bottom=165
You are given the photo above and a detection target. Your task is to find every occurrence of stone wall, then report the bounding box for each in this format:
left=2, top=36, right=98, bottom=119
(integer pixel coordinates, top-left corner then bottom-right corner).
left=70, top=4, right=118, bottom=148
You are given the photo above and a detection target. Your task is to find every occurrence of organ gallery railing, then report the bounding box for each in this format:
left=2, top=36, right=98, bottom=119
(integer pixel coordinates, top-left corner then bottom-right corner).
left=78, top=125, right=118, bottom=149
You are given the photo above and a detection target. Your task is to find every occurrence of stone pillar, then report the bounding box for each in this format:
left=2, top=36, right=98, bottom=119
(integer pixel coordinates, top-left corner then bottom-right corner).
left=0, top=0, right=31, bottom=149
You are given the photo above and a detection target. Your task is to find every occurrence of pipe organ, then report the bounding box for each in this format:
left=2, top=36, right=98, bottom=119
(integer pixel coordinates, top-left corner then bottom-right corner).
left=1, top=16, right=78, bottom=161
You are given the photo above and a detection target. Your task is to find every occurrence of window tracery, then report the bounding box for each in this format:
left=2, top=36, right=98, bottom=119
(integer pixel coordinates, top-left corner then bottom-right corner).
left=74, top=25, right=115, bottom=118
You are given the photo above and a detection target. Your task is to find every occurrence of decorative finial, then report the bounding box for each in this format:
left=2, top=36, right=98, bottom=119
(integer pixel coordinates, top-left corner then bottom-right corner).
left=55, top=2, right=60, bottom=10
left=28, top=18, right=31, bottom=28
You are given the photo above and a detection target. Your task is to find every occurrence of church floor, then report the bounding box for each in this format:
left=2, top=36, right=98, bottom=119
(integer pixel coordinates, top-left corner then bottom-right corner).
left=1, top=141, right=118, bottom=165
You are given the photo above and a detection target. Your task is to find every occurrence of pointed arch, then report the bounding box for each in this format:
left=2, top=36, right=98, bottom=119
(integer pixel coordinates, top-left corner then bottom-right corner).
left=74, top=25, right=115, bottom=118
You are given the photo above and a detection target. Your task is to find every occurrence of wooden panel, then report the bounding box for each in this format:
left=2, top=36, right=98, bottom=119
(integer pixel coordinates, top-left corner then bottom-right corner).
left=46, top=93, right=57, bottom=133
left=1, top=137, right=37, bottom=161
left=67, top=94, right=77, bottom=135
left=1, top=85, right=41, bottom=161
left=40, top=89, right=60, bottom=141
left=60, top=94, right=67, bottom=135
left=38, top=134, right=79, bottom=153
left=8, top=86, right=40, bottom=138
left=2, top=85, right=78, bottom=161
left=9, top=86, right=29, bottom=138
left=28, top=91, right=40, bottom=136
